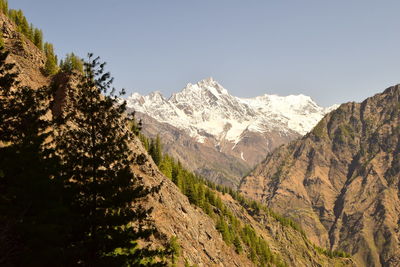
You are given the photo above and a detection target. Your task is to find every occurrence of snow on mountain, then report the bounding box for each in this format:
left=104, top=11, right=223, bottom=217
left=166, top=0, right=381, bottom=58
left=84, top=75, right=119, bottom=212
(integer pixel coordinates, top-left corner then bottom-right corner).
left=126, top=77, right=335, bottom=144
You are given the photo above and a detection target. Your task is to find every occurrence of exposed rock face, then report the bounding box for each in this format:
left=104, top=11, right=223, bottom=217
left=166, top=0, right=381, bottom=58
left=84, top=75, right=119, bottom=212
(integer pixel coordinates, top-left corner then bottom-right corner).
left=219, top=193, right=356, bottom=267
left=127, top=78, right=334, bottom=187
left=131, top=135, right=355, bottom=266
left=0, top=12, right=48, bottom=89
left=239, top=85, right=400, bottom=266
left=130, top=137, right=255, bottom=266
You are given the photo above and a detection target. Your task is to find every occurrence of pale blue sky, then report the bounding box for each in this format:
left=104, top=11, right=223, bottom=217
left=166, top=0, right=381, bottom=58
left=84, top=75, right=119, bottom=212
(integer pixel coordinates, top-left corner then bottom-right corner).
left=9, top=0, right=400, bottom=106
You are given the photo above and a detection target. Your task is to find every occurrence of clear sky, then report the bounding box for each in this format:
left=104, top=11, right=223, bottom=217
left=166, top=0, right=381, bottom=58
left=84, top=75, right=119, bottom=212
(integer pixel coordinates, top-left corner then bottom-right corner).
left=9, top=0, right=400, bottom=106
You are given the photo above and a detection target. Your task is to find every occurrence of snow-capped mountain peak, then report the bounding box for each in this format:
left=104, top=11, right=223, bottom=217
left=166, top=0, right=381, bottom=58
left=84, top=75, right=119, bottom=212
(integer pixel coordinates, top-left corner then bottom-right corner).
left=127, top=78, right=335, bottom=144
left=170, top=77, right=228, bottom=103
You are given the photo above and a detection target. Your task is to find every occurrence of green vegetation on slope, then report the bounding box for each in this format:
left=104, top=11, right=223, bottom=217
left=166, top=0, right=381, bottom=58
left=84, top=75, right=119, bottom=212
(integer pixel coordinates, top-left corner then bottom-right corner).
left=43, top=42, right=58, bottom=75
left=0, top=48, right=168, bottom=266
left=139, top=134, right=287, bottom=267
left=0, top=0, right=83, bottom=75
left=140, top=132, right=352, bottom=265
left=3, top=2, right=43, bottom=50
left=60, top=52, right=84, bottom=73
left=233, top=194, right=351, bottom=259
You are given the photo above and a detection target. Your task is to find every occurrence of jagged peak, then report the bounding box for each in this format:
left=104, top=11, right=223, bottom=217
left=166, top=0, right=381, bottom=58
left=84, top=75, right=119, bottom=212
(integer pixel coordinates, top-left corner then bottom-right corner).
left=126, top=79, right=332, bottom=141
left=177, top=77, right=229, bottom=97
left=197, top=76, right=219, bottom=87
left=146, top=91, right=167, bottom=104
left=127, top=91, right=167, bottom=106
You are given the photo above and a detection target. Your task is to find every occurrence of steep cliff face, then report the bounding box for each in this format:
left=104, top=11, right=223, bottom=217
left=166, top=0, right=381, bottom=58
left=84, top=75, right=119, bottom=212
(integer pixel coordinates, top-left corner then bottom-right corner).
left=239, top=85, right=400, bottom=266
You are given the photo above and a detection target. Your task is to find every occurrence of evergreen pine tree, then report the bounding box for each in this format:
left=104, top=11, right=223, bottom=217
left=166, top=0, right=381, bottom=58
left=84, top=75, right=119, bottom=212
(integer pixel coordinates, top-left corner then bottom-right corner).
left=55, top=53, right=165, bottom=266
left=0, top=45, right=70, bottom=265
left=154, top=135, right=162, bottom=165
left=139, top=133, right=150, bottom=151
left=171, top=165, right=183, bottom=191
left=186, top=182, right=198, bottom=205
left=216, top=217, right=231, bottom=244
left=167, top=236, right=180, bottom=266
left=233, top=236, right=243, bottom=254
left=0, top=30, right=4, bottom=47
left=43, top=42, right=58, bottom=76
left=60, top=52, right=84, bottom=73
left=33, top=28, right=43, bottom=50
left=28, top=23, right=34, bottom=41
left=149, top=135, right=162, bottom=166
left=0, top=0, right=8, bottom=14
left=129, top=111, right=143, bottom=136
left=159, top=154, right=173, bottom=179
left=19, top=14, right=29, bottom=36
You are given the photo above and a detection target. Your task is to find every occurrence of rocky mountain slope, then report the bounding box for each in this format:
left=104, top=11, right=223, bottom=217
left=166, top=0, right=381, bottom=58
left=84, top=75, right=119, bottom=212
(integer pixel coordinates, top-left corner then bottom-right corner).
left=1, top=14, right=248, bottom=265
left=127, top=78, right=335, bottom=186
left=132, top=113, right=251, bottom=188
left=0, top=12, right=48, bottom=88
left=130, top=134, right=355, bottom=266
left=1, top=10, right=357, bottom=266
left=130, top=137, right=254, bottom=266
left=239, top=85, right=400, bottom=266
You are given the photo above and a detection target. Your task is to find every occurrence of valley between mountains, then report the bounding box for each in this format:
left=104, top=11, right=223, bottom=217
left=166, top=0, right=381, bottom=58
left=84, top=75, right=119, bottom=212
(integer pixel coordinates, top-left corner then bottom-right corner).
left=127, top=77, right=400, bottom=267
left=1, top=3, right=399, bottom=266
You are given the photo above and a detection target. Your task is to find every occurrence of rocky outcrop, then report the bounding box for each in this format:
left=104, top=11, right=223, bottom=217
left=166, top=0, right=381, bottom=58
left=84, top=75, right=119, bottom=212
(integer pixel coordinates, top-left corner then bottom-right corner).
left=0, top=12, right=48, bottom=89
left=239, top=85, right=400, bottom=266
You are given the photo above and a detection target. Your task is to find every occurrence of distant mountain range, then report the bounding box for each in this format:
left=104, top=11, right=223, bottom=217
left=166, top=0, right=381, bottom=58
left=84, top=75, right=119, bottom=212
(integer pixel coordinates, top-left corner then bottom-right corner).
left=127, top=77, right=337, bottom=186
left=0, top=10, right=354, bottom=266
left=5, top=4, right=398, bottom=265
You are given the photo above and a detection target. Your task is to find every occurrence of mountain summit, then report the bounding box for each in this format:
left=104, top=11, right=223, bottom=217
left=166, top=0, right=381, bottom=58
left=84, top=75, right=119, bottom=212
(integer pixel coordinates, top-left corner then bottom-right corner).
left=127, top=78, right=334, bottom=143
left=127, top=78, right=335, bottom=186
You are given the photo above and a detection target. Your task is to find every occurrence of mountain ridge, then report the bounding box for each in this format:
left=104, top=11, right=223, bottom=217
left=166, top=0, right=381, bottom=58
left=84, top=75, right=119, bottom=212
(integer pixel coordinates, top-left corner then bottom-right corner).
left=127, top=77, right=336, bottom=143
left=239, top=84, right=400, bottom=266
left=126, top=77, right=336, bottom=186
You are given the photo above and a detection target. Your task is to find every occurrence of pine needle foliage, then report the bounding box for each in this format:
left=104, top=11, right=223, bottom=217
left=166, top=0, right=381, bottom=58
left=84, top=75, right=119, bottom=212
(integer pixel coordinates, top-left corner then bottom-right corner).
left=0, top=30, right=4, bottom=47
left=0, top=0, right=8, bottom=14
left=0, top=1, right=86, bottom=77
left=43, top=42, right=58, bottom=76
left=0, top=45, right=70, bottom=266
left=60, top=52, right=84, bottom=73
left=1, top=3, right=44, bottom=50
left=55, top=54, right=166, bottom=266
